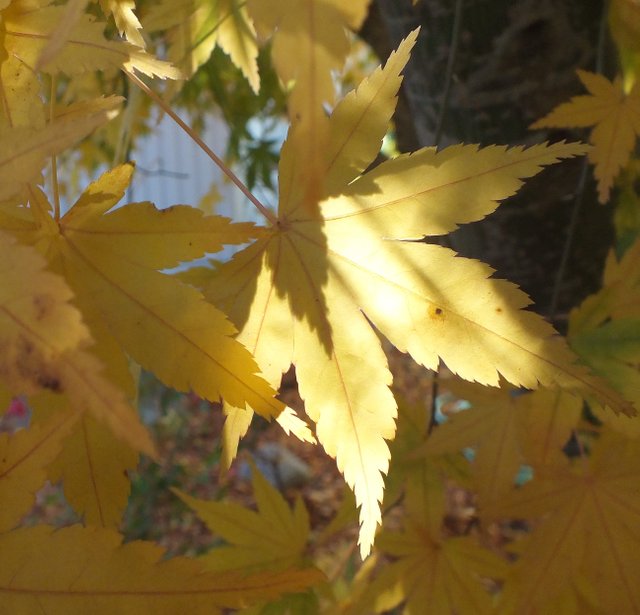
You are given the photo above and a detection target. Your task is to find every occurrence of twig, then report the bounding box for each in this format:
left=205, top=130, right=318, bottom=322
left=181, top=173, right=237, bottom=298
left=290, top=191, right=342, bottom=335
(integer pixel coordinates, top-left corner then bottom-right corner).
left=430, top=1, right=464, bottom=433
left=434, top=0, right=464, bottom=147
left=547, top=159, right=590, bottom=318
left=547, top=0, right=609, bottom=319
left=50, top=76, right=61, bottom=221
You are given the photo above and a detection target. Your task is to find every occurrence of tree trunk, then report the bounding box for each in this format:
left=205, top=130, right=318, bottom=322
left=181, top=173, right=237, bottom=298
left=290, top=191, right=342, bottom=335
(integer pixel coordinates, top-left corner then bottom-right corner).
left=361, top=0, right=617, bottom=328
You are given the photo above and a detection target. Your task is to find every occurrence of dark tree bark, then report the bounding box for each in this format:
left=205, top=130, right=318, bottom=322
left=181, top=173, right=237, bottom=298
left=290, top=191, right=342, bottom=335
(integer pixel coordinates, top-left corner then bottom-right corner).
left=361, top=0, right=618, bottom=328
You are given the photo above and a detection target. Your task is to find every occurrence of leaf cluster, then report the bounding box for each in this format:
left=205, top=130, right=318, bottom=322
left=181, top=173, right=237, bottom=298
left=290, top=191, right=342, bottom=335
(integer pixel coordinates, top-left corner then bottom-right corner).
left=0, top=1, right=639, bottom=613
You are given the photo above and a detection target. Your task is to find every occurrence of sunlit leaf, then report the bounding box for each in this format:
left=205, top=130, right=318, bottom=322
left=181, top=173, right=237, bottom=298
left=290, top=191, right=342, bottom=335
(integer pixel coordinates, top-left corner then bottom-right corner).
left=16, top=167, right=285, bottom=421
left=532, top=70, right=640, bottom=203
left=144, top=0, right=258, bottom=92
left=175, top=463, right=310, bottom=573
left=0, top=524, right=324, bottom=612
left=205, top=32, right=628, bottom=558
left=0, top=97, right=121, bottom=201
left=99, top=0, right=145, bottom=47
left=3, top=0, right=179, bottom=78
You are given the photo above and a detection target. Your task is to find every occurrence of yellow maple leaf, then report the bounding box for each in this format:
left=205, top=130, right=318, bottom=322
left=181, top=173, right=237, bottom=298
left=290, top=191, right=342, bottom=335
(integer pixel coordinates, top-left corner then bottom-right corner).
left=248, top=0, right=371, bottom=211
left=175, top=462, right=310, bottom=573
left=144, top=0, right=259, bottom=93
left=0, top=231, right=151, bottom=518
left=248, top=0, right=369, bottom=108
left=2, top=0, right=179, bottom=78
left=0, top=408, right=80, bottom=532
left=27, top=264, right=142, bottom=528
left=0, top=96, right=121, bottom=202
left=10, top=164, right=285, bottom=421
left=99, top=0, right=145, bottom=47
left=0, top=524, right=324, bottom=612
left=205, top=33, right=632, bottom=558
left=384, top=394, right=451, bottom=535
left=0, top=230, right=88, bottom=362
left=569, top=238, right=640, bottom=436
left=493, top=433, right=640, bottom=614
left=423, top=379, right=581, bottom=517
left=219, top=402, right=316, bottom=475
left=33, top=0, right=90, bottom=72
left=0, top=25, right=45, bottom=130
left=350, top=521, right=506, bottom=614
left=531, top=70, right=640, bottom=203
left=0, top=223, right=154, bottom=457
left=34, top=393, right=139, bottom=528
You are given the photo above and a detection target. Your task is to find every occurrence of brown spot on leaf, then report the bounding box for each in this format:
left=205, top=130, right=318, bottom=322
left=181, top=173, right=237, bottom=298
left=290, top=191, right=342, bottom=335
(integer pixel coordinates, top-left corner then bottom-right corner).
left=0, top=335, right=64, bottom=395
left=32, top=293, right=54, bottom=321
left=37, top=374, right=62, bottom=393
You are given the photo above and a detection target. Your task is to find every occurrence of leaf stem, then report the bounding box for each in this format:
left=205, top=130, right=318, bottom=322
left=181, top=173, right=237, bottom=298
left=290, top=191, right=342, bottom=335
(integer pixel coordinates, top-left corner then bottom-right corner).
left=127, top=72, right=276, bottom=225
left=547, top=0, right=609, bottom=319
left=427, top=369, right=438, bottom=435
left=547, top=159, right=589, bottom=318
left=50, top=76, right=61, bottom=221
left=434, top=0, right=464, bottom=148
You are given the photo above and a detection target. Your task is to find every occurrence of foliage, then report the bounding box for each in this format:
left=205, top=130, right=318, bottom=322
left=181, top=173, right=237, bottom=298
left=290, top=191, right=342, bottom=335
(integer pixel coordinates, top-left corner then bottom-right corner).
left=0, top=0, right=639, bottom=613
left=532, top=70, right=640, bottom=204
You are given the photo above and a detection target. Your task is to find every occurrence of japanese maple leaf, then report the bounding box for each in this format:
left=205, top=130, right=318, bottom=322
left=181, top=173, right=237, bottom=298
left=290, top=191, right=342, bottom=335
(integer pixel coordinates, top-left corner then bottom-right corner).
left=205, top=32, right=633, bottom=557
left=423, top=379, right=582, bottom=517
left=1, top=0, right=179, bottom=78
left=247, top=0, right=371, bottom=209
left=0, top=97, right=122, bottom=201
left=493, top=433, right=640, bottom=614
left=0, top=229, right=154, bottom=457
left=532, top=70, right=640, bottom=203
left=100, top=0, right=145, bottom=47
left=4, top=163, right=285, bottom=420
left=569, top=238, right=640, bottom=436
left=0, top=525, right=323, bottom=611
left=349, top=520, right=506, bottom=614
left=144, top=0, right=259, bottom=93
left=175, top=463, right=310, bottom=574
left=0, top=409, right=81, bottom=532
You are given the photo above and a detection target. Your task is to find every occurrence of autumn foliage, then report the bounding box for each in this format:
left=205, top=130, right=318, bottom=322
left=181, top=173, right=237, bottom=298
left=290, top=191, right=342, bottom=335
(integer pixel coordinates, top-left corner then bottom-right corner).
left=1, top=0, right=640, bottom=613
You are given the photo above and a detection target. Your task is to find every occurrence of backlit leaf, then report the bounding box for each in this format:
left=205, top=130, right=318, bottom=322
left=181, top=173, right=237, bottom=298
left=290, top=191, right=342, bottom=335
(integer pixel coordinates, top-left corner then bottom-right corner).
left=33, top=393, right=138, bottom=528
left=34, top=0, right=90, bottom=72
left=19, top=167, right=285, bottom=421
left=569, top=240, right=640, bottom=435
left=0, top=525, right=324, bottom=612
left=494, top=434, right=640, bottom=614
left=248, top=0, right=372, bottom=211
left=532, top=70, right=640, bottom=203
left=0, top=408, right=80, bottom=532
left=0, top=96, right=121, bottom=201
left=205, top=32, right=629, bottom=558
left=0, top=228, right=155, bottom=456
left=175, top=464, right=310, bottom=573
left=0, top=230, right=88, bottom=364
left=99, top=0, right=145, bottom=47
left=3, top=0, right=179, bottom=78
left=144, top=0, right=259, bottom=92
left=424, top=380, right=581, bottom=516
left=352, top=521, right=506, bottom=614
